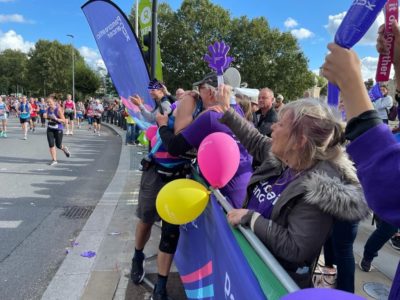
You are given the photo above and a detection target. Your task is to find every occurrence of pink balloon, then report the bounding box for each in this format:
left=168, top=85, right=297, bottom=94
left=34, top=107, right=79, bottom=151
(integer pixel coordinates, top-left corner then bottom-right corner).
left=145, top=125, right=158, bottom=141
left=198, top=132, right=240, bottom=188
left=151, top=135, right=157, bottom=148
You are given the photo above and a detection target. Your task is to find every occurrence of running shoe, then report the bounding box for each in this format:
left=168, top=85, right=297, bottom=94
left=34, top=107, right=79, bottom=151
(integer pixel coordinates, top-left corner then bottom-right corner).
left=49, top=160, right=58, bottom=166
left=130, top=255, right=145, bottom=284
left=151, top=284, right=168, bottom=300
left=3, top=132, right=7, bottom=138
left=33, top=128, right=35, bottom=133
left=0, top=132, right=3, bottom=137
left=23, top=135, right=27, bottom=140
left=390, top=236, right=400, bottom=251
left=359, top=258, right=372, bottom=272
left=63, top=146, right=71, bottom=158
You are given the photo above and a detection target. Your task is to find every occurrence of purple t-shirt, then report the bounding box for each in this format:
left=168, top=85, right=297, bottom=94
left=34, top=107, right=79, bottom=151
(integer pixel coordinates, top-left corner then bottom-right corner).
left=181, top=110, right=253, bottom=208
left=247, top=168, right=302, bottom=218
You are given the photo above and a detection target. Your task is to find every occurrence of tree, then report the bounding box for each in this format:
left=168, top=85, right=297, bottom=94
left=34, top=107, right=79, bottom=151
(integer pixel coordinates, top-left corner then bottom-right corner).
left=0, top=49, right=28, bottom=94
left=153, top=0, right=314, bottom=99
left=75, top=60, right=101, bottom=99
left=25, top=40, right=100, bottom=99
left=315, top=75, right=328, bottom=96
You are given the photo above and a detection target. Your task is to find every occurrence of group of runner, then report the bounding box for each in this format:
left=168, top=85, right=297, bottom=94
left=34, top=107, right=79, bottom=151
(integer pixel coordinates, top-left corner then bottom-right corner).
left=0, top=94, right=105, bottom=165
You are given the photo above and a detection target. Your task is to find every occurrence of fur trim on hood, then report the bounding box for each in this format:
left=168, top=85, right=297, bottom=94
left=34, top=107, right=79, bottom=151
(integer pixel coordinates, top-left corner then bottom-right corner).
left=302, top=156, right=370, bottom=222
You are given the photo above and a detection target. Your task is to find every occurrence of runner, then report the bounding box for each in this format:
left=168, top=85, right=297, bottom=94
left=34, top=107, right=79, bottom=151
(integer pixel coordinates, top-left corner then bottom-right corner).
left=18, top=96, right=31, bottom=140
left=29, top=97, right=39, bottom=133
left=38, top=98, right=47, bottom=127
left=86, top=99, right=95, bottom=131
left=44, top=97, right=71, bottom=166
left=76, top=100, right=85, bottom=129
left=0, top=97, right=8, bottom=137
left=63, top=94, right=76, bottom=135
left=93, top=99, right=104, bottom=136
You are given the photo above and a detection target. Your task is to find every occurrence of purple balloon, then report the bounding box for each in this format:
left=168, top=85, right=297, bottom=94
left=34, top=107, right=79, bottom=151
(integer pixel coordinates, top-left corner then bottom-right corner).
left=204, top=41, right=233, bottom=75
left=368, top=82, right=383, bottom=101
left=281, top=288, right=365, bottom=300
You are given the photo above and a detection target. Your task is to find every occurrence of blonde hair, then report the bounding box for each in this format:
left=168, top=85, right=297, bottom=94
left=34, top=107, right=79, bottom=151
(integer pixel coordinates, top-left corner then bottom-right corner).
left=279, top=98, right=345, bottom=170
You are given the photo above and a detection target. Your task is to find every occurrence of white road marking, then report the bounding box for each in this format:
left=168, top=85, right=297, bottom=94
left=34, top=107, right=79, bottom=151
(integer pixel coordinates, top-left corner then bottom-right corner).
left=0, top=220, right=22, bottom=228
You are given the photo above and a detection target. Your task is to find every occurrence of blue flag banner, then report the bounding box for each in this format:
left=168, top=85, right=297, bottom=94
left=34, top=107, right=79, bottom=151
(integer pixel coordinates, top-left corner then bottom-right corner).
left=175, top=197, right=266, bottom=300
left=82, top=0, right=154, bottom=128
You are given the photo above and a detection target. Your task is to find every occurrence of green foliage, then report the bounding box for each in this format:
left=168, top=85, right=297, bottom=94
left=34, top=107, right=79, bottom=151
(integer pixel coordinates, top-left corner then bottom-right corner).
left=0, top=49, right=28, bottom=94
left=0, top=40, right=101, bottom=99
left=156, top=0, right=314, bottom=99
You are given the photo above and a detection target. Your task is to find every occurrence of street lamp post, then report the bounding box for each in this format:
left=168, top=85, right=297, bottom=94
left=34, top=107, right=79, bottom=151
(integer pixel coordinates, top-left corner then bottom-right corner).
left=66, top=34, right=75, bottom=101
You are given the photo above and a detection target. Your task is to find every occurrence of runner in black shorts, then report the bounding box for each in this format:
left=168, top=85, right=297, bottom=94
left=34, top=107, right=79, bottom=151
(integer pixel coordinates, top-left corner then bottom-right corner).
left=44, top=97, right=71, bottom=166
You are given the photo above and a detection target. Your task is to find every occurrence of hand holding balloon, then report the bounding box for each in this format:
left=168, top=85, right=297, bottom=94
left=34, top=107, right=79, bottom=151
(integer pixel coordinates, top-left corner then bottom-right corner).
left=327, top=0, right=387, bottom=106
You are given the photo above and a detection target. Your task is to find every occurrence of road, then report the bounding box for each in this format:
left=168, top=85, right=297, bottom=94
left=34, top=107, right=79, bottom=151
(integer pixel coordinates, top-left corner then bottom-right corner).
left=0, top=117, right=121, bottom=300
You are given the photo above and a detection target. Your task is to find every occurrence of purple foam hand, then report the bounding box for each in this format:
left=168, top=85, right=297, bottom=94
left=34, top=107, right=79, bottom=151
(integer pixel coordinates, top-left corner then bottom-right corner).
left=204, top=41, right=233, bottom=75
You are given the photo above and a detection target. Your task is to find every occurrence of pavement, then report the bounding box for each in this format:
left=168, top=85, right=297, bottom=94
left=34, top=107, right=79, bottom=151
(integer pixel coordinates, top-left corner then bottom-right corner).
left=40, top=121, right=399, bottom=300
left=41, top=121, right=186, bottom=300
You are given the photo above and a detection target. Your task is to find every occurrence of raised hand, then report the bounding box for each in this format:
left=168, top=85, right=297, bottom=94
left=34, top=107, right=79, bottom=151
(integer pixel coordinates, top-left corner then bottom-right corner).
left=129, top=95, right=143, bottom=106
left=204, top=41, right=233, bottom=75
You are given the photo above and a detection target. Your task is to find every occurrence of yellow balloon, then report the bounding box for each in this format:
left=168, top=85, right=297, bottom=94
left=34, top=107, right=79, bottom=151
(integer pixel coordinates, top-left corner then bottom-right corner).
left=156, top=179, right=210, bottom=225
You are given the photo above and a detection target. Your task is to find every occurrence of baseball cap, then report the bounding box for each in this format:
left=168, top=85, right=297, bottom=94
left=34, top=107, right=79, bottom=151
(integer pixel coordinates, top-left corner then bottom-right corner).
left=148, top=78, right=163, bottom=90
left=193, top=68, right=241, bottom=88
left=250, top=97, right=258, bottom=105
left=193, top=73, right=219, bottom=88
left=276, top=94, right=284, bottom=101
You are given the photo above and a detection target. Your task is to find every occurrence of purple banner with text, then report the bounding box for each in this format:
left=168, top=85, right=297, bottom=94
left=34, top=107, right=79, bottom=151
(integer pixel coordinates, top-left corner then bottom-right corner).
left=82, top=0, right=154, bottom=128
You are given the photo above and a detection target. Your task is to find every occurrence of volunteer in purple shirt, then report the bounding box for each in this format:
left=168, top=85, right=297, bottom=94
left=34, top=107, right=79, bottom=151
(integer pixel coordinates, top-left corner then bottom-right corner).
left=156, top=73, right=253, bottom=208
left=321, top=20, right=400, bottom=299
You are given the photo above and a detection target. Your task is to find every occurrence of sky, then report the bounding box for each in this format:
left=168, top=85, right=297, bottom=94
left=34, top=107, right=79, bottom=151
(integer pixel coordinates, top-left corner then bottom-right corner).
left=0, top=0, right=391, bottom=81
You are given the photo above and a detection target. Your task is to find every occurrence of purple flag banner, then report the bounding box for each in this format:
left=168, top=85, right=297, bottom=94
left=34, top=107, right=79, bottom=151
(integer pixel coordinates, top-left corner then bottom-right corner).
left=368, top=83, right=383, bottom=102
left=82, top=0, right=154, bottom=128
left=175, top=197, right=266, bottom=299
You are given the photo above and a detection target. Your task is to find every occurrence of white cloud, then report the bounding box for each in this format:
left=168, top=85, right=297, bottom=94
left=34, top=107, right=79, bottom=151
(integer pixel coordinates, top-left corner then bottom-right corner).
left=0, top=14, right=30, bottom=23
left=0, top=30, right=34, bottom=52
left=360, top=56, right=395, bottom=80
left=291, top=28, right=314, bottom=40
left=325, top=11, right=384, bottom=46
left=79, top=46, right=106, bottom=73
left=284, top=17, right=298, bottom=29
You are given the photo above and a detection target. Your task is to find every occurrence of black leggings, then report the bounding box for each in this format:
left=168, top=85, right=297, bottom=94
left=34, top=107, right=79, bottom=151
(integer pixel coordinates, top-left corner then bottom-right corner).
left=47, top=128, right=63, bottom=149
left=159, top=221, right=180, bottom=254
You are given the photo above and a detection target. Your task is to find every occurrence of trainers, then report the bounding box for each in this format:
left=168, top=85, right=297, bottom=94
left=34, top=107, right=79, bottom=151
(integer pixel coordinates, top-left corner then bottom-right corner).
left=359, top=258, right=372, bottom=272
left=3, top=132, right=6, bottom=138
left=130, top=256, right=145, bottom=284
left=23, top=135, right=27, bottom=140
left=49, top=160, right=58, bottom=166
left=151, top=284, right=168, bottom=300
left=63, top=146, right=71, bottom=158
left=390, top=236, right=400, bottom=250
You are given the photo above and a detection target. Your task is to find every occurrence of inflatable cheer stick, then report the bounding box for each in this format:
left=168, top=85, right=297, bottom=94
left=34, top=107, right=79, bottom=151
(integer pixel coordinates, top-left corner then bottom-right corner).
left=328, top=0, right=387, bottom=106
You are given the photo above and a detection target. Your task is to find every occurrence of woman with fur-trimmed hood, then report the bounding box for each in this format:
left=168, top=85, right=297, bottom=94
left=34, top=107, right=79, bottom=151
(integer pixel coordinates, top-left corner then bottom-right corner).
left=215, top=94, right=370, bottom=288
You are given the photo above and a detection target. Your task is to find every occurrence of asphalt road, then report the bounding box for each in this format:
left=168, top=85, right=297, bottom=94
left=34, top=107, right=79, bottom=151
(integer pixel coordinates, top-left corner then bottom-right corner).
left=0, top=117, right=121, bottom=300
